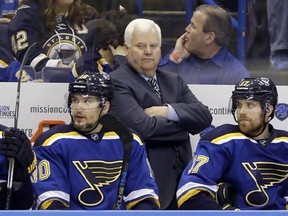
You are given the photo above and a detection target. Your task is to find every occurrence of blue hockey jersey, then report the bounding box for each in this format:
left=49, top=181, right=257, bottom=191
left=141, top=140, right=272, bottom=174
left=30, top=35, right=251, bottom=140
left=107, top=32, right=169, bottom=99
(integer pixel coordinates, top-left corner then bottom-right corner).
left=177, top=124, right=288, bottom=210
left=32, top=124, right=159, bottom=210
left=8, top=2, right=88, bottom=71
left=0, top=46, right=34, bottom=82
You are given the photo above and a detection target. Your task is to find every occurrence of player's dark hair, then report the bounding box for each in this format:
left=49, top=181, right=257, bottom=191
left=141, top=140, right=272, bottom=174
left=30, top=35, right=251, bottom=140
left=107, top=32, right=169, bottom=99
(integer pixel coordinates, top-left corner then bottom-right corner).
left=101, top=10, right=138, bottom=46
left=85, top=18, right=119, bottom=50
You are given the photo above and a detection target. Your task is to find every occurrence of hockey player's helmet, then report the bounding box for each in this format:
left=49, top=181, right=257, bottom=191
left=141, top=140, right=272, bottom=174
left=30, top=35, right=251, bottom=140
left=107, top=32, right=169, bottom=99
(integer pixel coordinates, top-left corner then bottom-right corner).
left=230, top=77, right=278, bottom=119
left=68, top=71, right=114, bottom=108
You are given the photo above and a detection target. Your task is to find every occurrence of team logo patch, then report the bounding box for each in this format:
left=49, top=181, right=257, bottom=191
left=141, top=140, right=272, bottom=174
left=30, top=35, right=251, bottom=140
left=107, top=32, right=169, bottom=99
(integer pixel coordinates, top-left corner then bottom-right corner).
left=90, top=133, right=99, bottom=141
left=242, top=161, right=288, bottom=207
left=275, top=103, right=288, bottom=121
left=43, top=33, right=87, bottom=64
left=73, top=160, right=122, bottom=206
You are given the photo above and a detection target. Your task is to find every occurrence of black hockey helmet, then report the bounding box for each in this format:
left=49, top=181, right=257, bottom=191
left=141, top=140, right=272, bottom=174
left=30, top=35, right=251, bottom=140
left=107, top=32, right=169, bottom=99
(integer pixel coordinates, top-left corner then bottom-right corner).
left=68, top=71, right=114, bottom=108
left=230, top=77, right=278, bottom=120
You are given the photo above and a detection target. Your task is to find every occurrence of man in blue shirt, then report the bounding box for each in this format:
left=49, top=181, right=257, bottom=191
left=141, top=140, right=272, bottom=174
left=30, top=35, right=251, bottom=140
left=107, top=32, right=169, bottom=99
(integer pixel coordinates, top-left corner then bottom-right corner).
left=159, top=4, right=250, bottom=85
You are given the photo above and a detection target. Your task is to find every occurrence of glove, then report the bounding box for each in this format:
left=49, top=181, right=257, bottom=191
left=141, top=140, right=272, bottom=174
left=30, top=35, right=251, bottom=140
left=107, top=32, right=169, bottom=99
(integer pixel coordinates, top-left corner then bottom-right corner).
left=216, top=182, right=240, bottom=210
left=0, top=128, right=36, bottom=180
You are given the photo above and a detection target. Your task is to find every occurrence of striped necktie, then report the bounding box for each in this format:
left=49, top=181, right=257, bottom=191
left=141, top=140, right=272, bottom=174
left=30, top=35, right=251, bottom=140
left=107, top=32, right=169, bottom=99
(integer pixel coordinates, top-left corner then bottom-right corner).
left=148, top=78, right=161, bottom=98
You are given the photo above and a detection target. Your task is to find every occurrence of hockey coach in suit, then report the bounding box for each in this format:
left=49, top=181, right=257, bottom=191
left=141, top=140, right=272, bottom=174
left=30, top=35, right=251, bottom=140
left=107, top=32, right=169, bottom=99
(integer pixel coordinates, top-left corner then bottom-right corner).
left=109, top=18, right=212, bottom=209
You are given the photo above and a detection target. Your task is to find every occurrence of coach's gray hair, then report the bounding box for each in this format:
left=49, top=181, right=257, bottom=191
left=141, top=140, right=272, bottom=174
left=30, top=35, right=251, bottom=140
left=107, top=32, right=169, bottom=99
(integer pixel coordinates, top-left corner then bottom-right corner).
left=124, top=18, right=162, bottom=47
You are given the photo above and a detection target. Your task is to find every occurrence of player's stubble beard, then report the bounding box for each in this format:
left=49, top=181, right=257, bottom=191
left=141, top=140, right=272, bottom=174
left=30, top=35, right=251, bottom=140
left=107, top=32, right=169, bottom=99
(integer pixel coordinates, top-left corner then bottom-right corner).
left=238, top=115, right=266, bottom=138
left=73, top=121, right=98, bottom=133
left=72, top=109, right=102, bottom=133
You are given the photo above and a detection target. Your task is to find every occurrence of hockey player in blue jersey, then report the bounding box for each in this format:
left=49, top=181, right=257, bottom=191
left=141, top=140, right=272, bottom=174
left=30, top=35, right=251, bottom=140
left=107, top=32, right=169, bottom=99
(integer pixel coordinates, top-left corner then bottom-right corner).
left=0, top=45, right=34, bottom=82
left=8, top=0, right=88, bottom=72
left=32, top=71, right=160, bottom=210
left=0, top=124, right=36, bottom=209
left=177, top=77, right=288, bottom=210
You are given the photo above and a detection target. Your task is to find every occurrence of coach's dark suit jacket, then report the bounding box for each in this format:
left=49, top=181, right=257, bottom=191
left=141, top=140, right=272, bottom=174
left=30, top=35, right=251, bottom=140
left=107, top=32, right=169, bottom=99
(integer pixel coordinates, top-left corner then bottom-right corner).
left=109, top=62, right=212, bottom=209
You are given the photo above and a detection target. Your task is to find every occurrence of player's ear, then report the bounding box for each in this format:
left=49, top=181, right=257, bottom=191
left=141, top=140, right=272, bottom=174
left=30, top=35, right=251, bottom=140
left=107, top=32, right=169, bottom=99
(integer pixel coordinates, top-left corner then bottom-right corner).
left=265, top=104, right=273, bottom=120
left=102, top=101, right=111, bottom=114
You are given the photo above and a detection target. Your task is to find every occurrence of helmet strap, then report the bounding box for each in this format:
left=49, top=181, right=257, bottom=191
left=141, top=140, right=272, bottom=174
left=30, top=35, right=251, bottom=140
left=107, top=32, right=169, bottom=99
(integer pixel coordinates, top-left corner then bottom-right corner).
left=84, top=99, right=108, bottom=134
left=70, top=106, right=104, bottom=134
left=234, top=111, right=270, bottom=140
left=251, top=111, right=272, bottom=139
left=251, top=121, right=268, bottom=139
left=84, top=108, right=104, bottom=134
